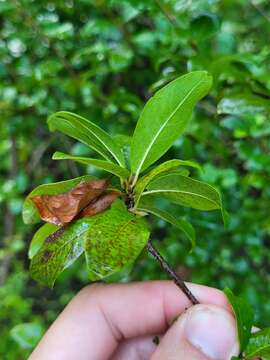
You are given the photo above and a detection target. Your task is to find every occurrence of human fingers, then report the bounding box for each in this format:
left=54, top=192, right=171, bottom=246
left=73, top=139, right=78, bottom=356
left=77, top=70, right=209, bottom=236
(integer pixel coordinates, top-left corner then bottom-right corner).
left=30, top=281, right=230, bottom=360
left=111, top=334, right=161, bottom=359
left=151, top=304, right=239, bottom=360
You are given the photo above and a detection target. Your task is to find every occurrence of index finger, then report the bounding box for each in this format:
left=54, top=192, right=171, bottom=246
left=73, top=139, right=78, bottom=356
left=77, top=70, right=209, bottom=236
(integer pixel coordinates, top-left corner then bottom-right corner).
left=30, top=281, right=229, bottom=360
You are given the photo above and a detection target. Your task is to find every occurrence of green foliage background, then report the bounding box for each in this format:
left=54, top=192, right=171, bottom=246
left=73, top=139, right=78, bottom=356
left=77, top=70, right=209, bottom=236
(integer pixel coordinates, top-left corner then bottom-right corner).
left=1, top=0, right=270, bottom=358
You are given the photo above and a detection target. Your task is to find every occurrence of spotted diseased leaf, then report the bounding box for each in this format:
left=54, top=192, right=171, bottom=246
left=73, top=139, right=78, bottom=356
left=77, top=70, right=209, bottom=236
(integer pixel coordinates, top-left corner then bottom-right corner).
left=28, top=223, right=59, bottom=259
left=30, top=220, right=91, bottom=287
left=31, top=200, right=149, bottom=286
left=224, top=288, right=254, bottom=353
left=31, top=179, right=107, bottom=225
left=84, top=200, right=150, bottom=280
left=23, top=175, right=96, bottom=224
left=29, top=190, right=121, bottom=285
left=245, top=328, right=270, bottom=359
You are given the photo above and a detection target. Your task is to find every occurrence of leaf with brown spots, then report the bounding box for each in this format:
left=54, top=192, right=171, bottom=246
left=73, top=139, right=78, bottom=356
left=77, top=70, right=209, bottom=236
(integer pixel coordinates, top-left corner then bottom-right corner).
left=28, top=223, right=60, bottom=259
left=84, top=200, right=150, bottom=280
left=30, top=218, right=94, bottom=288
left=26, top=177, right=125, bottom=287
left=31, top=179, right=107, bottom=226
left=30, top=198, right=130, bottom=287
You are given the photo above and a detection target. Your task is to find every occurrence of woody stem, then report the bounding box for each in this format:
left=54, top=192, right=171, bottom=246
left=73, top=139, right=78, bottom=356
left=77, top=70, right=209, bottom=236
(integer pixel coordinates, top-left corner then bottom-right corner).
left=147, top=240, right=199, bottom=305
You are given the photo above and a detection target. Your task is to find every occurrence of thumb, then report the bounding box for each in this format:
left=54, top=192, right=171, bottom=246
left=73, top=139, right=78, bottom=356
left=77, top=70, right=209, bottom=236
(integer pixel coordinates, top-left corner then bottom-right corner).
left=151, top=304, right=239, bottom=360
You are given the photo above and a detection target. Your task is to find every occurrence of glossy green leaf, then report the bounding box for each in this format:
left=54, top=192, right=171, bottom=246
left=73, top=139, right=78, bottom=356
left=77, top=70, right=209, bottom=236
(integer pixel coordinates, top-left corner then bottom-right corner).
left=134, top=159, right=201, bottom=207
left=224, top=288, right=253, bottom=352
left=22, top=175, right=95, bottom=225
left=28, top=223, right=59, bottom=259
left=130, top=71, right=212, bottom=177
left=142, top=173, right=222, bottom=211
left=137, top=200, right=196, bottom=250
left=245, top=328, right=270, bottom=359
left=30, top=219, right=90, bottom=287
left=85, top=200, right=150, bottom=280
left=48, top=111, right=125, bottom=166
left=52, top=151, right=130, bottom=179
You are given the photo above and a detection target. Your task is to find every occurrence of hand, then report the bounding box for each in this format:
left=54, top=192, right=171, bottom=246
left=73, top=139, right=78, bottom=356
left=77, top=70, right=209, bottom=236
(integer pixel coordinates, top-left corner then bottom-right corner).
left=29, top=281, right=239, bottom=360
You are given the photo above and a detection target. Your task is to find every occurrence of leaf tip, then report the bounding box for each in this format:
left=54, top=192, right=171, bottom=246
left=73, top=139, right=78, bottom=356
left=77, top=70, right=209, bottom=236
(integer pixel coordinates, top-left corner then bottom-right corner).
left=47, top=114, right=56, bottom=131
left=47, top=111, right=68, bottom=131
left=52, top=151, right=62, bottom=160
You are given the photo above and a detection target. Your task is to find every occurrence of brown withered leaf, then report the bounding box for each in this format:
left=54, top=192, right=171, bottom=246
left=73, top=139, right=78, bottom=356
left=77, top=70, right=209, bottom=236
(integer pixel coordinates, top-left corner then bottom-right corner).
left=79, top=191, right=120, bottom=218
left=31, top=179, right=107, bottom=226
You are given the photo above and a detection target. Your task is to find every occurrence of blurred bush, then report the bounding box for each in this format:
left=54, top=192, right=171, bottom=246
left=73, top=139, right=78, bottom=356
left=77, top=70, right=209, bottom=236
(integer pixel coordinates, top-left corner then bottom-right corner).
left=1, top=0, right=270, bottom=358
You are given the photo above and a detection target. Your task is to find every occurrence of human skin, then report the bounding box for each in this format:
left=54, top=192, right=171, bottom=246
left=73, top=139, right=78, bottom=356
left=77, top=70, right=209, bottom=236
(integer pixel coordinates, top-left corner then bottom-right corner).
left=29, top=281, right=240, bottom=360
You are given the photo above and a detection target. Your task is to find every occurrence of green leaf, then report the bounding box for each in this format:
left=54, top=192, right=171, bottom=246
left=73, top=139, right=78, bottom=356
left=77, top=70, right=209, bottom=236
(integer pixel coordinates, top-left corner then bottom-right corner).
left=142, top=173, right=222, bottom=211
left=224, top=288, right=254, bottom=352
left=48, top=111, right=125, bottom=166
left=10, top=322, right=44, bottom=349
left=130, top=71, right=212, bottom=177
left=22, top=175, right=95, bottom=224
left=52, top=151, right=130, bottom=179
left=85, top=200, right=150, bottom=280
left=245, top=328, right=270, bottom=359
left=30, top=219, right=89, bottom=287
left=134, top=159, right=201, bottom=207
left=137, top=200, right=196, bottom=250
left=28, top=223, right=59, bottom=259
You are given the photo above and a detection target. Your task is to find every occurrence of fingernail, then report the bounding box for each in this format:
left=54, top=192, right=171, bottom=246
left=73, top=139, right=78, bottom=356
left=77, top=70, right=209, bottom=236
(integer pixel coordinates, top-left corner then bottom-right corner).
left=184, top=305, right=239, bottom=360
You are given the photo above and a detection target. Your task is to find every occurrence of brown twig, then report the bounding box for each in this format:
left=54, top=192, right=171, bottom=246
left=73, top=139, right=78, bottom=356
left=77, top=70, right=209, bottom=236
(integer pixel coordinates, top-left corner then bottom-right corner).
left=147, top=240, right=199, bottom=305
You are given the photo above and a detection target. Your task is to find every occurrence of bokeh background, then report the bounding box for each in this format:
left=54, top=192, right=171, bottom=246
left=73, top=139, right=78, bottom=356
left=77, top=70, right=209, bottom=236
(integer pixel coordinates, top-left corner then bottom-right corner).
left=1, top=0, right=270, bottom=358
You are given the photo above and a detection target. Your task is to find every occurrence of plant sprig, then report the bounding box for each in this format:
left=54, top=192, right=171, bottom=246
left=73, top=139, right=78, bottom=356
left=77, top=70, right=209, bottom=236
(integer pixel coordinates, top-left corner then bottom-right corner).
left=23, top=71, right=224, bottom=304
left=22, top=72, right=270, bottom=353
